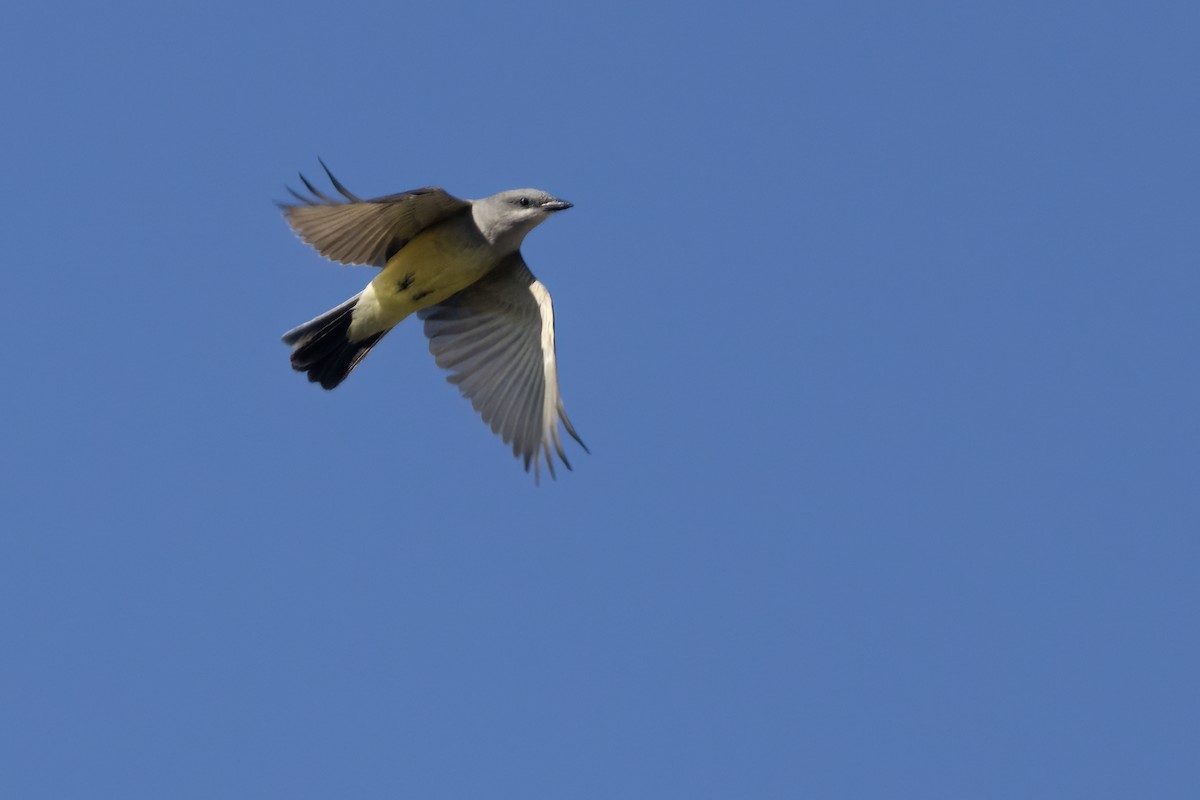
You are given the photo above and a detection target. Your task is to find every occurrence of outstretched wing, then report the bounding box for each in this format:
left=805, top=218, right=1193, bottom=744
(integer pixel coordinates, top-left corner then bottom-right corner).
left=279, top=160, right=471, bottom=266
left=419, top=253, right=587, bottom=482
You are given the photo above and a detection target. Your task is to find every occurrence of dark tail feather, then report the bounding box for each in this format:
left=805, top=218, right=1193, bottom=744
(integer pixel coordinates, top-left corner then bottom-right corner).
left=282, top=293, right=389, bottom=390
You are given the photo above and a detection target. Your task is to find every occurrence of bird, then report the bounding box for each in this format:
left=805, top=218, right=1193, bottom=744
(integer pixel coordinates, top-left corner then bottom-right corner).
left=279, top=161, right=587, bottom=482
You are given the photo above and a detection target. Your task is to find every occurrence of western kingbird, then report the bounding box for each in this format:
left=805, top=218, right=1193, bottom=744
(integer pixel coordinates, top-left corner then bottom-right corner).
left=279, top=161, right=587, bottom=481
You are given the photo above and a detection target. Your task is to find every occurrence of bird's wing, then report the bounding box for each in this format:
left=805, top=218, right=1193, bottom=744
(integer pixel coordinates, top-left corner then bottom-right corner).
left=279, top=160, right=471, bottom=266
left=419, top=253, right=587, bottom=482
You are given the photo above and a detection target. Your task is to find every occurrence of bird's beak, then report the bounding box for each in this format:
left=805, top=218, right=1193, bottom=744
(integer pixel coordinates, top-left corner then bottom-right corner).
left=542, top=199, right=573, bottom=212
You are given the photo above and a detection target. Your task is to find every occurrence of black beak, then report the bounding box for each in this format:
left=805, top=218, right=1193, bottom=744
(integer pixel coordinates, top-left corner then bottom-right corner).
left=543, top=199, right=573, bottom=212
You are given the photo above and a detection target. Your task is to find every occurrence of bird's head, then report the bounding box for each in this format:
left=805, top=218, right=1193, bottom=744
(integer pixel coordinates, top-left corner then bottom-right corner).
left=475, top=189, right=572, bottom=249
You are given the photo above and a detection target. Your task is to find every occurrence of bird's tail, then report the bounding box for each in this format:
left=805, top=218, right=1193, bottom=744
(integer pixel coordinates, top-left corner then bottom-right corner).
left=282, top=293, right=389, bottom=390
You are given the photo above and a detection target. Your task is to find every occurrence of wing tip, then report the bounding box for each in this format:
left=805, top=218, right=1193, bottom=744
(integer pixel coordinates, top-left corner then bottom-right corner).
left=278, top=159, right=362, bottom=208
left=558, top=405, right=589, bottom=454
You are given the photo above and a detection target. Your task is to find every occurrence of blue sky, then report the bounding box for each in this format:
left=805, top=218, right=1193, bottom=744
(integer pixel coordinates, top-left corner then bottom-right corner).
left=2, top=1, right=1197, bottom=797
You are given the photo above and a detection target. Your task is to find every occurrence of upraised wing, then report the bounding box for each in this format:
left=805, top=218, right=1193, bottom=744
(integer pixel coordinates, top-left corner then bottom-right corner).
left=279, top=160, right=471, bottom=266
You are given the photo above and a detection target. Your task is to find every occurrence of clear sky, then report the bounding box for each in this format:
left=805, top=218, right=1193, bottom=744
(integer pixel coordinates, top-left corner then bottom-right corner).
left=2, top=1, right=1197, bottom=797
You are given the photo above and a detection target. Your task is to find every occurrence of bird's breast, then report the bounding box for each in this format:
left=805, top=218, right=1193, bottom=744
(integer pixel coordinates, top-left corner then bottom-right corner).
left=353, top=223, right=497, bottom=336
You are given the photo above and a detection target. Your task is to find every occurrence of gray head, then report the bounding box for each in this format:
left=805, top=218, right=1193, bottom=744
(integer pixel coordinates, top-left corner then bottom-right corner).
left=472, top=189, right=572, bottom=250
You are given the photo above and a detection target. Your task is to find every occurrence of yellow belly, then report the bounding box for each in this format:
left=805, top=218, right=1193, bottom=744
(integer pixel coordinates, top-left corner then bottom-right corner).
left=347, top=223, right=494, bottom=340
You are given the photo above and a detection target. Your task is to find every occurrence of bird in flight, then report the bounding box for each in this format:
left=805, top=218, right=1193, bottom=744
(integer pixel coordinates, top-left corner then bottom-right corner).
left=279, top=161, right=587, bottom=482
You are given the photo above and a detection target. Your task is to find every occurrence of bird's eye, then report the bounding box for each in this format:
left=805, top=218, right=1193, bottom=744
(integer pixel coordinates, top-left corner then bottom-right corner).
left=519, top=197, right=531, bottom=207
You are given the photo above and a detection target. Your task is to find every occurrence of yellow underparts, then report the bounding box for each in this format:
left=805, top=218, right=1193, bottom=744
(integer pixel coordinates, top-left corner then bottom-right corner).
left=347, top=225, right=494, bottom=341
